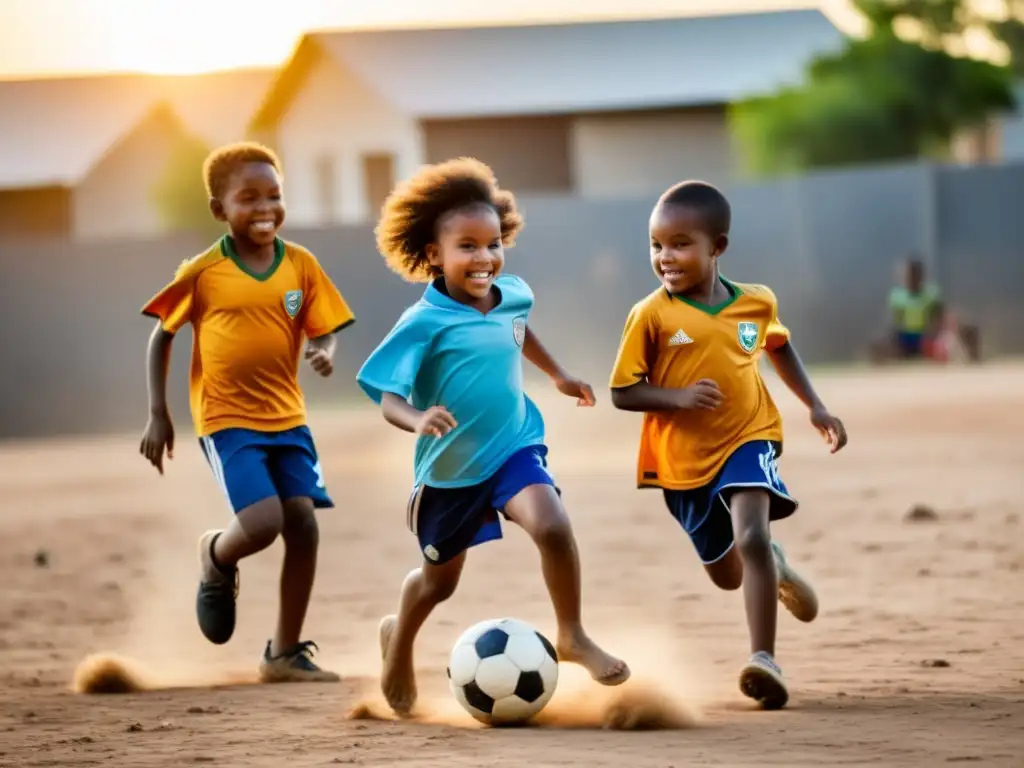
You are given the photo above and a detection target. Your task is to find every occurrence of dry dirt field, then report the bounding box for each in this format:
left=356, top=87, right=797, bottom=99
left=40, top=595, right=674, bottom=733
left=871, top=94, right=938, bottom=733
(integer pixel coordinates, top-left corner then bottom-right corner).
left=1, top=363, right=1022, bottom=767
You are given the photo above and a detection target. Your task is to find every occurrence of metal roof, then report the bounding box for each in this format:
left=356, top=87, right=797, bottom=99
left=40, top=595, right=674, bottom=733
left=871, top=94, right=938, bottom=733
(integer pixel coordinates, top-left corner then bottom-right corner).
left=0, top=69, right=274, bottom=189
left=309, top=10, right=844, bottom=119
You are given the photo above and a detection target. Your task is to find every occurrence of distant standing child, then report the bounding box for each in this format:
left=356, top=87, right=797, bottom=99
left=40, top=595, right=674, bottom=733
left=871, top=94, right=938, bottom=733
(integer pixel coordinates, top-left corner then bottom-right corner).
left=888, top=257, right=942, bottom=360
left=356, top=158, right=629, bottom=716
left=884, top=257, right=981, bottom=363
left=609, top=181, right=848, bottom=710
left=139, top=142, right=354, bottom=683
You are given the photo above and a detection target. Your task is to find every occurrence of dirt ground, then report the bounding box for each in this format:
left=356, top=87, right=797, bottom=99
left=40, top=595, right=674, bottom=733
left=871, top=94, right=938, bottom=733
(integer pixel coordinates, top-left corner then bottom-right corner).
left=1, top=362, right=1022, bottom=767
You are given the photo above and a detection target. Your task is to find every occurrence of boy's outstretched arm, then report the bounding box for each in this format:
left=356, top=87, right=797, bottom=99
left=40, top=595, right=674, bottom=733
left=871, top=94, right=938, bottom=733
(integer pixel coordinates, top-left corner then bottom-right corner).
left=766, top=341, right=848, bottom=452
left=140, top=322, right=175, bottom=474
left=765, top=341, right=821, bottom=409
left=611, top=380, right=722, bottom=412
left=523, top=326, right=595, bottom=405
left=381, top=393, right=457, bottom=438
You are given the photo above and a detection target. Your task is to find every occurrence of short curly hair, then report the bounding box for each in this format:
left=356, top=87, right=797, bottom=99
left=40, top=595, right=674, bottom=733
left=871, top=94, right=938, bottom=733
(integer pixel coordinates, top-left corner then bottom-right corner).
left=203, top=141, right=282, bottom=199
left=375, top=157, right=524, bottom=283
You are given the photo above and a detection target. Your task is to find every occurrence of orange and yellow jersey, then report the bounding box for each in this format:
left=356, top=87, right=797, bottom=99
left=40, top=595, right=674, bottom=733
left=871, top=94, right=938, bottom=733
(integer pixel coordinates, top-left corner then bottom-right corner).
left=141, top=236, right=355, bottom=437
left=609, top=279, right=790, bottom=490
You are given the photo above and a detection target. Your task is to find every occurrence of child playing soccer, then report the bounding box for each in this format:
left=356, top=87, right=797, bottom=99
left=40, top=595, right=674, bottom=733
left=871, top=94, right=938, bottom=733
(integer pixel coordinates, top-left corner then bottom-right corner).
left=356, top=157, right=629, bottom=716
left=139, top=142, right=354, bottom=683
left=609, top=181, right=848, bottom=710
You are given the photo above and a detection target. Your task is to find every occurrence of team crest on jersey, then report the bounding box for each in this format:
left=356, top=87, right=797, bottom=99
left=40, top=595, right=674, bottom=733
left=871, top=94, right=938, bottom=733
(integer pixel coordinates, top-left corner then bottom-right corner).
left=283, top=290, right=303, bottom=318
left=737, top=322, right=759, bottom=353
left=512, top=316, right=527, bottom=347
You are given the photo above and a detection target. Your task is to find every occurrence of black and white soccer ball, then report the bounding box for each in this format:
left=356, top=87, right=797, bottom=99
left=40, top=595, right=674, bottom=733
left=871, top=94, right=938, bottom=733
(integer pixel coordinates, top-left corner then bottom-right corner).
left=447, top=617, right=559, bottom=726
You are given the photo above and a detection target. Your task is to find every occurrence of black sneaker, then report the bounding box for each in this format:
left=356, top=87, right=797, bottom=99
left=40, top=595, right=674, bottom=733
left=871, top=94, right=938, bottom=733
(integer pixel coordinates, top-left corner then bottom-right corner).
left=259, top=640, right=341, bottom=683
left=195, top=530, right=238, bottom=645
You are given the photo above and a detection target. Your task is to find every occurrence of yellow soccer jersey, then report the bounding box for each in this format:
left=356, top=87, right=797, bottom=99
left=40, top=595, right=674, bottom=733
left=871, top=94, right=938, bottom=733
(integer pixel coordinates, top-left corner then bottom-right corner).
left=141, top=236, right=355, bottom=437
left=609, top=279, right=790, bottom=490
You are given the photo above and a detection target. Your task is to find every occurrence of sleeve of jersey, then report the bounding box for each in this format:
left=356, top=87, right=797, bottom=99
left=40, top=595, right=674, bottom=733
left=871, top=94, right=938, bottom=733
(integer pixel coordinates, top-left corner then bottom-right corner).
left=887, top=287, right=906, bottom=311
left=763, top=292, right=791, bottom=351
left=302, top=255, right=355, bottom=338
left=356, top=307, right=431, bottom=404
left=609, top=303, right=654, bottom=389
left=139, top=262, right=196, bottom=334
left=497, top=274, right=535, bottom=310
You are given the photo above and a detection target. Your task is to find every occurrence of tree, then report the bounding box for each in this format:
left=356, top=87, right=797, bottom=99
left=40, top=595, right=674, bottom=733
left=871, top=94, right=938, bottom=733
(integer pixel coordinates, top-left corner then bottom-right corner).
left=151, top=134, right=222, bottom=237
left=730, top=0, right=1018, bottom=174
left=988, top=0, right=1024, bottom=76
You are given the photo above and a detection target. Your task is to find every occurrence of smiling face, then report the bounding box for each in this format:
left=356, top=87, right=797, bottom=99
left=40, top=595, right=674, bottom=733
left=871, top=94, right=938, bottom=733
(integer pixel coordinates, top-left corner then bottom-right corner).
left=211, top=161, right=285, bottom=248
left=427, top=204, right=504, bottom=307
left=648, top=202, right=727, bottom=296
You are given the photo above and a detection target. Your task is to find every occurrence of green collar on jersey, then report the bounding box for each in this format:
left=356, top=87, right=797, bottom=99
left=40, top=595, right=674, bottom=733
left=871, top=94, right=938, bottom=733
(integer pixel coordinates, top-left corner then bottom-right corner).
left=221, top=235, right=285, bottom=281
left=670, top=276, right=743, bottom=315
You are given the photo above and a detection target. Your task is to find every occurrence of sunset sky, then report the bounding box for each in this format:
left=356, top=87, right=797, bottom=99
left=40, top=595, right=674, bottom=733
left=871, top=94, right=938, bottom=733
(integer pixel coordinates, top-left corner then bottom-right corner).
left=0, top=0, right=859, bottom=78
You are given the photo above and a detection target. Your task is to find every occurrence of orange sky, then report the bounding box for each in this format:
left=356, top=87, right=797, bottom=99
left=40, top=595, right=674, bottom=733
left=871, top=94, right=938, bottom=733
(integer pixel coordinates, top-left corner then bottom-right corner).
left=0, top=0, right=859, bottom=78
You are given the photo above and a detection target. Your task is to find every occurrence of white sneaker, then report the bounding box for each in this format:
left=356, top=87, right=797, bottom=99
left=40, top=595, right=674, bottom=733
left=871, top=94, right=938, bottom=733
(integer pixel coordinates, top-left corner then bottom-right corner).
left=739, top=651, right=789, bottom=710
left=772, top=541, right=819, bottom=623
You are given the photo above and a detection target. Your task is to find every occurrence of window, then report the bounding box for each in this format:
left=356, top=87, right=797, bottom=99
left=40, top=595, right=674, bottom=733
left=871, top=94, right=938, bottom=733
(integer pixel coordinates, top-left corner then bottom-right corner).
left=362, top=153, right=396, bottom=219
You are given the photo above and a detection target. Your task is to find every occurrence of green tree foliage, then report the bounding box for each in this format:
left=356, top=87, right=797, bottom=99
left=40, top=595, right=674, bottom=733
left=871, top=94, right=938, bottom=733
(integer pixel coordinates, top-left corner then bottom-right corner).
left=731, top=0, right=1018, bottom=174
left=989, top=0, right=1024, bottom=76
left=151, top=134, right=222, bottom=236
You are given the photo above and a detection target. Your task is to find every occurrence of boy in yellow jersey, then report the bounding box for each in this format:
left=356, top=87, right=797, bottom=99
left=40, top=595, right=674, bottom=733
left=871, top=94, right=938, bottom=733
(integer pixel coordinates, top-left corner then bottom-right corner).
left=139, top=142, right=354, bottom=683
left=610, top=181, right=848, bottom=710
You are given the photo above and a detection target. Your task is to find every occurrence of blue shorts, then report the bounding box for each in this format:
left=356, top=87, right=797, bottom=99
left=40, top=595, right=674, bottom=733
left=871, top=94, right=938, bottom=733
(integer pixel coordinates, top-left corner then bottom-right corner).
left=663, top=440, right=797, bottom=565
left=406, top=445, right=557, bottom=565
left=198, top=426, right=333, bottom=514
left=896, top=331, right=924, bottom=358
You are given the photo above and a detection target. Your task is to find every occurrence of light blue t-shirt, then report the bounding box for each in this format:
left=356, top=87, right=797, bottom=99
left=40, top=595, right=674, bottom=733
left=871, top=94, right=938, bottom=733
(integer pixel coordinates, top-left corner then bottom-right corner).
left=356, top=274, right=545, bottom=488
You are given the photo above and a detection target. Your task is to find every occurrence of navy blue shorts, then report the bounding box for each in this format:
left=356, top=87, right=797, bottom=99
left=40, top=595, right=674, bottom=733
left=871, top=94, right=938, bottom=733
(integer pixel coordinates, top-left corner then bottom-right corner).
left=663, top=440, right=797, bottom=565
left=406, top=445, right=557, bottom=565
left=198, top=426, right=333, bottom=514
left=896, top=331, right=924, bottom=358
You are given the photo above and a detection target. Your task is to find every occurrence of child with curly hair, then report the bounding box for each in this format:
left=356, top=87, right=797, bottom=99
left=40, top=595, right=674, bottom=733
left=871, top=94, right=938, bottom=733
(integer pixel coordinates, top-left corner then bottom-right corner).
left=357, top=157, right=629, bottom=716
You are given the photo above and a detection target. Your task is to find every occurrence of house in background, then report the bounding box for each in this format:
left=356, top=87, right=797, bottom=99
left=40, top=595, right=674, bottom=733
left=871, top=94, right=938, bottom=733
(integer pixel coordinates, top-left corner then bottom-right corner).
left=249, top=10, right=846, bottom=226
left=956, top=83, right=1024, bottom=164
left=0, top=69, right=274, bottom=240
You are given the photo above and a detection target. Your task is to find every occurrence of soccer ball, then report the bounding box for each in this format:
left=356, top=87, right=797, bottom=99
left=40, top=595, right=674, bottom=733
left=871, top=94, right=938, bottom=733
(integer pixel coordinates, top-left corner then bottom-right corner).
left=447, top=617, right=559, bottom=726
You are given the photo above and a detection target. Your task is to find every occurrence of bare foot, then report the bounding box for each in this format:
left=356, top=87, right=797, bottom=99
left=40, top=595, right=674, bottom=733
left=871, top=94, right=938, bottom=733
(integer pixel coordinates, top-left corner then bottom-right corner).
left=378, top=615, right=417, bottom=716
left=557, top=632, right=630, bottom=686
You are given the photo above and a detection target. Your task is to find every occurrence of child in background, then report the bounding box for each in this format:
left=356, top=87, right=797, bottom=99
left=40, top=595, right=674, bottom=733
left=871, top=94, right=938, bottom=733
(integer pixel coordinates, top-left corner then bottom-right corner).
left=886, top=258, right=981, bottom=363
left=610, top=180, right=847, bottom=709
left=139, top=142, right=354, bottom=682
left=888, top=257, right=942, bottom=360
left=357, top=158, right=629, bottom=716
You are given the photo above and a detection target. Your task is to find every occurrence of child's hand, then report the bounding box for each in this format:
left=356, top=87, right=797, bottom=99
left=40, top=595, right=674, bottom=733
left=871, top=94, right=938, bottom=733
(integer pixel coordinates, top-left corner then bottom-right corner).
left=305, top=345, right=334, bottom=377
left=554, top=375, right=596, bottom=407
left=810, top=404, right=847, bottom=453
left=415, top=406, right=458, bottom=438
left=676, top=379, right=724, bottom=411
left=140, top=412, right=174, bottom=475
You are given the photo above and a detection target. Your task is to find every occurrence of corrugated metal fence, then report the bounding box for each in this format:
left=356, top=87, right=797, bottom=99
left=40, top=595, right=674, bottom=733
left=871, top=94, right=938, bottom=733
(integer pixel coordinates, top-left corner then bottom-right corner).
left=2, top=160, right=1021, bottom=438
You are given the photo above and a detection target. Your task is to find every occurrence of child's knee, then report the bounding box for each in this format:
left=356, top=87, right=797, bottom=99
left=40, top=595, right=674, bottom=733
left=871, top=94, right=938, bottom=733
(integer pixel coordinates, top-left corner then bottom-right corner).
left=420, top=566, right=460, bottom=603
left=412, top=556, right=464, bottom=604
left=281, top=498, right=319, bottom=549
left=704, top=551, right=743, bottom=591
left=530, top=514, right=574, bottom=552
left=236, top=498, right=286, bottom=548
left=735, top=525, right=773, bottom=565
